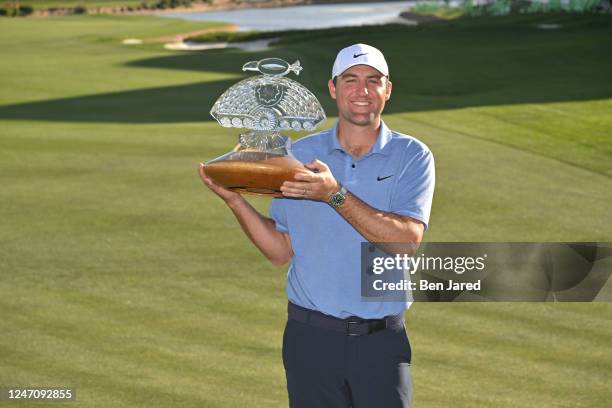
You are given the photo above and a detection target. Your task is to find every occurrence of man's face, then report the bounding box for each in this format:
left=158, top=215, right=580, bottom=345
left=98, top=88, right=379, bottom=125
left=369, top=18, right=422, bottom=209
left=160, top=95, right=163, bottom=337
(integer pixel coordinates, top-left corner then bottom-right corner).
left=328, top=64, right=392, bottom=127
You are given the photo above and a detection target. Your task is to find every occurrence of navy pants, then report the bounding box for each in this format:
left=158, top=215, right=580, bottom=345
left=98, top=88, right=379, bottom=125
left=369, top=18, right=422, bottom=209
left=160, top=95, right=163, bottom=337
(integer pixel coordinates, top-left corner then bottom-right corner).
left=282, top=317, right=412, bottom=408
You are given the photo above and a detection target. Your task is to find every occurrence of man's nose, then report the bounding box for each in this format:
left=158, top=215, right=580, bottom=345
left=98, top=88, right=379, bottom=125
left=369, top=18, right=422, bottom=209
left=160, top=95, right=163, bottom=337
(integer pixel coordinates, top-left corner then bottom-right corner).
left=356, top=83, right=369, bottom=96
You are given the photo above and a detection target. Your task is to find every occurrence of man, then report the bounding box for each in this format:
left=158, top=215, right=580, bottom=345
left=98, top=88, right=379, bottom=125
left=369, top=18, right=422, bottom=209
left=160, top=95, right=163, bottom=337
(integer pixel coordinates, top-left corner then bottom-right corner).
left=199, top=44, right=435, bottom=407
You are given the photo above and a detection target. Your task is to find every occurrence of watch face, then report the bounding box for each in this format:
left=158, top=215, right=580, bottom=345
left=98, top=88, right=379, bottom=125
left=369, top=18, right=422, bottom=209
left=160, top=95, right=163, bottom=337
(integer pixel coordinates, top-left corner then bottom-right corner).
left=330, top=192, right=345, bottom=208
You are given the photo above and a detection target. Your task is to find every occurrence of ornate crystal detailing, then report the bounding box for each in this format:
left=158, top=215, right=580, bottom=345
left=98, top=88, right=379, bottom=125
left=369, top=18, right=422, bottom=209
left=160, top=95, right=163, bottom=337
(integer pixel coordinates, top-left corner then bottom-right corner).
left=242, top=58, right=303, bottom=77
left=210, top=75, right=326, bottom=132
left=237, top=131, right=289, bottom=154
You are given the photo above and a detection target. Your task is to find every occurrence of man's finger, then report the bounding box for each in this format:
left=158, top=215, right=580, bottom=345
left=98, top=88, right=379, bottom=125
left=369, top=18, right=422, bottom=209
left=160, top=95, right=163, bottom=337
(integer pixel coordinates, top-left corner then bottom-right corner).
left=198, top=164, right=210, bottom=181
left=281, top=184, right=311, bottom=195
left=294, top=172, right=315, bottom=182
left=281, top=191, right=302, bottom=198
left=199, top=164, right=220, bottom=190
left=282, top=181, right=310, bottom=190
left=281, top=186, right=303, bottom=194
left=305, top=159, right=328, bottom=173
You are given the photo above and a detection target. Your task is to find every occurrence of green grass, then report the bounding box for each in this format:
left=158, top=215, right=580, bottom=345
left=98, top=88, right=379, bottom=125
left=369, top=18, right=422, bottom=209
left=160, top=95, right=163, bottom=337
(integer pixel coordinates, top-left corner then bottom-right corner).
left=6, top=1, right=152, bottom=10
left=0, top=12, right=611, bottom=408
left=410, top=3, right=466, bottom=19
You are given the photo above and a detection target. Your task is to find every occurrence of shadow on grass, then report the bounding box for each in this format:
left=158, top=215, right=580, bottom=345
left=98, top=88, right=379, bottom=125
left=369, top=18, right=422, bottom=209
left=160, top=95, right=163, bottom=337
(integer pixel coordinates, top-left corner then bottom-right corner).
left=1, top=15, right=611, bottom=123
left=0, top=78, right=238, bottom=124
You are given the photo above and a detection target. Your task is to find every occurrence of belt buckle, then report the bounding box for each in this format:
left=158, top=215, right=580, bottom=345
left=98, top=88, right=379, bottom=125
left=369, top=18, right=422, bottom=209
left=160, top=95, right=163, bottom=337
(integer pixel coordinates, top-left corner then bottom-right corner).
left=346, top=319, right=363, bottom=336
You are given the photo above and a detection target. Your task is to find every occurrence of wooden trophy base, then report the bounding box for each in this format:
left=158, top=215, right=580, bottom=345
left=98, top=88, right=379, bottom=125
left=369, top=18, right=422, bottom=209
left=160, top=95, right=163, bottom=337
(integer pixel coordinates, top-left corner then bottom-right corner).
left=203, top=151, right=309, bottom=197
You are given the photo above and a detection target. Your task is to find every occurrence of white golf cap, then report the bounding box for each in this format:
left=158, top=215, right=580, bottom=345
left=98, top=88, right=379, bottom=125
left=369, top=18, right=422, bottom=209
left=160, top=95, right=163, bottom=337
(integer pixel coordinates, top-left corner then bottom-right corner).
left=331, top=43, right=389, bottom=79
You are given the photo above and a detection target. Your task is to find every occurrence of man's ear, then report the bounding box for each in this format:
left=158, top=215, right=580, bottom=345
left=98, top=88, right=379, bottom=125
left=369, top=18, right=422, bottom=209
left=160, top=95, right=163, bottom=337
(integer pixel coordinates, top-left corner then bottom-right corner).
left=328, top=79, right=337, bottom=100
left=385, top=79, right=392, bottom=101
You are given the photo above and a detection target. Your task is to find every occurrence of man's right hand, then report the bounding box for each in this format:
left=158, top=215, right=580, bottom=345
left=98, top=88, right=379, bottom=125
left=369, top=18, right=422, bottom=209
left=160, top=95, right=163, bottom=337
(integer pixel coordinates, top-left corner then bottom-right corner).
left=198, top=163, right=292, bottom=266
left=198, top=163, right=243, bottom=205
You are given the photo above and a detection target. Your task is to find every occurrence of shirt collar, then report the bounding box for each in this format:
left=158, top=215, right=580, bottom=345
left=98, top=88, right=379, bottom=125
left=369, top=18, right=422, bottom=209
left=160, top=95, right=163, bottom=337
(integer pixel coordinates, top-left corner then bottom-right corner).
left=327, top=120, right=392, bottom=157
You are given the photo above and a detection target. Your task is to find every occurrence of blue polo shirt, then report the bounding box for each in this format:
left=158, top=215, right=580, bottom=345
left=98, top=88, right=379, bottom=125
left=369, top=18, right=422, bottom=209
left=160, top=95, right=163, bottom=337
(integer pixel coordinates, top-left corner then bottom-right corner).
left=269, top=120, right=435, bottom=319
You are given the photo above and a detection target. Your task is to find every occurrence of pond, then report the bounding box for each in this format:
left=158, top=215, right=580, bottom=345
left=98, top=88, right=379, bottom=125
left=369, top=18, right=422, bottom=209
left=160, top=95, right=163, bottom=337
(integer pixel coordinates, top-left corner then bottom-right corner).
left=160, top=1, right=428, bottom=31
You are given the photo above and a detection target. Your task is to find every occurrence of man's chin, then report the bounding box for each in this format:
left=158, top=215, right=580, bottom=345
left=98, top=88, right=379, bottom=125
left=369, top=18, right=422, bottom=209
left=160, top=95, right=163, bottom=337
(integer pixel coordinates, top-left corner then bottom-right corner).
left=346, top=114, right=377, bottom=127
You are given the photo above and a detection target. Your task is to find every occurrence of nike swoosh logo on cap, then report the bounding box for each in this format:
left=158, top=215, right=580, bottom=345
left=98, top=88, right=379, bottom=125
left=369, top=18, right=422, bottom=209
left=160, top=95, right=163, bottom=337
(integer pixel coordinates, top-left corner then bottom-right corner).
left=353, top=53, right=368, bottom=58
left=377, top=175, right=393, bottom=181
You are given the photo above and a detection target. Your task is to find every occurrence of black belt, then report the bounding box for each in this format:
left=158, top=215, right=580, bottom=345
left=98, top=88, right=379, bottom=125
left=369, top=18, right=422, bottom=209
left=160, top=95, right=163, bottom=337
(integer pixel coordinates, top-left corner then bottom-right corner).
left=287, top=302, right=404, bottom=336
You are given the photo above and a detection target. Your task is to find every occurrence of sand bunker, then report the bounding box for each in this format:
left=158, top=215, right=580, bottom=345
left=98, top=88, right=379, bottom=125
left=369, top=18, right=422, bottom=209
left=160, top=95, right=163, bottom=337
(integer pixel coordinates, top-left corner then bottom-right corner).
left=164, top=38, right=276, bottom=51
left=537, top=23, right=562, bottom=30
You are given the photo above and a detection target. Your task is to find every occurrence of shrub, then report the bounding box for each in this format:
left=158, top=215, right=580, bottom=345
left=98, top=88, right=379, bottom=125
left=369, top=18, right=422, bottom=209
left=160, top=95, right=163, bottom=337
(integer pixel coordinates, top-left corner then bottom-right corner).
left=463, top=0, right=606, bottom=15
left=526, top=0, right=602, bottom=13
left=73, top=4, right=88, bottom=14
left=138, top=0, right=194, bottom=10
left=2, top=1, right=33, bottom=17
left=153, top=0, right=193, bottom=9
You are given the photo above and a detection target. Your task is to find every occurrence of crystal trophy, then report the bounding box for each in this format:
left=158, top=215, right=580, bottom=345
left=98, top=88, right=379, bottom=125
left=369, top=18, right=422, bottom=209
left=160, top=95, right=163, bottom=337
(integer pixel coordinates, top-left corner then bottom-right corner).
left=203, top=58, right=326, bottom=197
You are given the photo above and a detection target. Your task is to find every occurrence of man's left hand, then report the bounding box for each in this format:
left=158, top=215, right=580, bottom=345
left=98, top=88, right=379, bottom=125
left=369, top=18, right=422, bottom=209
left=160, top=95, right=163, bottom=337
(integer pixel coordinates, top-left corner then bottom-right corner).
left=281, top=160, right=340, bottom=202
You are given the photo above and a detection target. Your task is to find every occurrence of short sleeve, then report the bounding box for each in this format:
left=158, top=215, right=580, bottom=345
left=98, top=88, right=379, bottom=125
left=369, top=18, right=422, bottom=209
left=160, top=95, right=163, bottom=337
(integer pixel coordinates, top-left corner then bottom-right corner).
left=269, top=198, right=289, bottom=233
left=389, top=149, right=435, bottom=229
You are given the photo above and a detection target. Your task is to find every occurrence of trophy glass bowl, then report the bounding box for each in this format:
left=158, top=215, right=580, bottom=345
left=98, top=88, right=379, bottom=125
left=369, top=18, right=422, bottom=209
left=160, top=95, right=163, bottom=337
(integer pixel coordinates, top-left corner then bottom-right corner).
left=203, top=58, right=326, bottom=197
